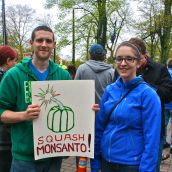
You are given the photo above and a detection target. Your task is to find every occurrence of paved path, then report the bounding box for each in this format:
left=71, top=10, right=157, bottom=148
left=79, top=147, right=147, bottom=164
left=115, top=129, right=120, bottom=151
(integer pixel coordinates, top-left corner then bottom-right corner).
left=60, top=154, right=172, bottom=172
left=61, top=157, right=90, bottom=172
left=61, top=123, right=172, bottom=172
left=160, top=151, right=172, bottom=172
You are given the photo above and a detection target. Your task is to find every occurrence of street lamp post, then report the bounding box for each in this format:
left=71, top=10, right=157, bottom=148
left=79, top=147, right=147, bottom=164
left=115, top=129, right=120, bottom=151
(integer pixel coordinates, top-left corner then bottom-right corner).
left=72, top=8, right=75, bottom=64
left=2, top=0, right=8, bottom=45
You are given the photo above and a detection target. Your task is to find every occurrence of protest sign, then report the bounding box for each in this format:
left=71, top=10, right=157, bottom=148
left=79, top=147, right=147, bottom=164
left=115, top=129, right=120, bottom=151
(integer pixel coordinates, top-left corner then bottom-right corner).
left=32, top=80, right=95, bottom=160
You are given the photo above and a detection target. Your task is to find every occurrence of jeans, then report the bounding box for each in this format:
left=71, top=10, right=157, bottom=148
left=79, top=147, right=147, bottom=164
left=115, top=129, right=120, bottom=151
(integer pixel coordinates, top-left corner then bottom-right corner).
left=10, top=157, right=62, bottom=172
left=0, top=149, right=12, bottom=172
left=101, top=159, right=139, bottom=172
left=76, top=156, right=79, bottom=169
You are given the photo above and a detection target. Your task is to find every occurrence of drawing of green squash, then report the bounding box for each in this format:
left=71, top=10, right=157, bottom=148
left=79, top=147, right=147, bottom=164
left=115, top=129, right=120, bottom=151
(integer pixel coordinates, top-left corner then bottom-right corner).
left=47, top=105, right=74, bottom=133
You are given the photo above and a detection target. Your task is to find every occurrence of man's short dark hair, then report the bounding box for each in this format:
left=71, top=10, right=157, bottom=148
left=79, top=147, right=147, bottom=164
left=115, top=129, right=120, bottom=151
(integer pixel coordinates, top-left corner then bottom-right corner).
left=31, top=25, right=54, bottom=41
left=129, top=37, right=147, bottom=55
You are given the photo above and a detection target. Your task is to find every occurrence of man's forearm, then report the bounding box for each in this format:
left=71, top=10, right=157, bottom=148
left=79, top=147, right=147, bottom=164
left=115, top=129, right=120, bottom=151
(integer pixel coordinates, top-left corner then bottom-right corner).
left=0, top=110, right=26, bottom=123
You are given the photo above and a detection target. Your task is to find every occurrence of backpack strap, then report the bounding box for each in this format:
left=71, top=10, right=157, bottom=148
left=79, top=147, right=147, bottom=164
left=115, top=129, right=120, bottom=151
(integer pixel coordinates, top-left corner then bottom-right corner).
left=104, top=80, right=143, bottom=127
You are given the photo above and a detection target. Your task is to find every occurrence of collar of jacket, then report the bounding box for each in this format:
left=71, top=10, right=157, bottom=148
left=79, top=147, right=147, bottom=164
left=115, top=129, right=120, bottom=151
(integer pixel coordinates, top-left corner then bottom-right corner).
left=115, top=76, right=144, bottom=89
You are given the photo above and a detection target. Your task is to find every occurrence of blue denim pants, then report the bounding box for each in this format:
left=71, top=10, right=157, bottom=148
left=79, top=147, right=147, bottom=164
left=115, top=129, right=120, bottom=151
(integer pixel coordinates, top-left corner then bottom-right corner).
left=10, top=157, right=62, bottom=172
left=101, top=159, right=139, bottom=172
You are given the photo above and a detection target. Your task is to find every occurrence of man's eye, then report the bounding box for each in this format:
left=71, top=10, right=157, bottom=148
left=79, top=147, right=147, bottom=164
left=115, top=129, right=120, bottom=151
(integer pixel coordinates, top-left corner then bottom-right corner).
left=46, top=39, right=53, bottom=43
left=36, top=38, right=44, bottom=43
left=35, top=38, right=53, bottom=44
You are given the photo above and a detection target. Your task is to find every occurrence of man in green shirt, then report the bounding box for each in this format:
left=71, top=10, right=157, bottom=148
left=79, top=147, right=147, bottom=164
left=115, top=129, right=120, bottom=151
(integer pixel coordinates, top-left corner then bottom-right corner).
left=0, top=25, right=71, bottom=172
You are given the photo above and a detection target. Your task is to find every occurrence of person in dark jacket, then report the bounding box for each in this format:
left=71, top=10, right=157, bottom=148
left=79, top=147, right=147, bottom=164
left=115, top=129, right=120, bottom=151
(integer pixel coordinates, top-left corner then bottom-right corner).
left=0, top=45, right=18, bottom=172
left=67, top=64, right=76, bottom=80
left=91, top=41, right=161, bottom=172
left=164, top=58, right=172, bottom=154
left=128, top=37, right=172, bottom=172
left=75, top=43, right=114, bottom=169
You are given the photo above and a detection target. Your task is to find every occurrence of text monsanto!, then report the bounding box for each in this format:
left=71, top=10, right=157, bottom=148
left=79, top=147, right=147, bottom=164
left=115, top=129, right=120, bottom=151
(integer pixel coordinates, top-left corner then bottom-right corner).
left=36, top=134, right=88, bottom=156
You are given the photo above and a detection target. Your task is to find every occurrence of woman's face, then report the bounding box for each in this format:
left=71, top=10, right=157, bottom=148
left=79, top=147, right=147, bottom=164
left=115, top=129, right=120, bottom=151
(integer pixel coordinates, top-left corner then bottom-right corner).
left=115, top=46, right=141, bottom=82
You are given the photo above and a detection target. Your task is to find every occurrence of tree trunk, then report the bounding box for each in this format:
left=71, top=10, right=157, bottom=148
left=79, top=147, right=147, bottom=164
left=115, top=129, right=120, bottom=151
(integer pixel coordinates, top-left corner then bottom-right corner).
left=160, top=0, right=172, bottom=64
left=97, top=0, right=107, bottom=49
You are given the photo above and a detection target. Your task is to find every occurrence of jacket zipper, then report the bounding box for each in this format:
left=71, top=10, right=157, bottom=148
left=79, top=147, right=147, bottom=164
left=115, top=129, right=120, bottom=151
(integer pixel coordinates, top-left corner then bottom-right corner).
left=107, top=93, right=127, bottom=162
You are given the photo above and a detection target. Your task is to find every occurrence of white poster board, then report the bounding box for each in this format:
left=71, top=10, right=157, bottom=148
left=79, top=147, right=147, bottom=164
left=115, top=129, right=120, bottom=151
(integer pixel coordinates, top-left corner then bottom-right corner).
left=32, top=80, right=95, bottom=160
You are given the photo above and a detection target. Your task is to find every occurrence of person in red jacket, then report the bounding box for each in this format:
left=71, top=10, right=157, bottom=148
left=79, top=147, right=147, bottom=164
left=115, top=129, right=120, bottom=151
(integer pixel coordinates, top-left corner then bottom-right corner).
left=0, top=45, right=18, bottom=172
left=0, top=45, right=18, bottom=80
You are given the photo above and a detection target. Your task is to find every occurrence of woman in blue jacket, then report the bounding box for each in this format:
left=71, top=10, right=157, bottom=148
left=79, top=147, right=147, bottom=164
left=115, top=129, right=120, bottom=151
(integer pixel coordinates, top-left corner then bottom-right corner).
left=91, top=41, right=161, bottom=172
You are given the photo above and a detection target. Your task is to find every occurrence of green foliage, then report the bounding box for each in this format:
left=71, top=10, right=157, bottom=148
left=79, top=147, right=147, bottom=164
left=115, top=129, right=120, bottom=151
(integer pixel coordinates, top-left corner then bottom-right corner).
left=45, top=0, right=59, bottom=8
left=45, top=0, right=129, bottom=63
left=56, top=38, right=70, bottom=51
left=45, top=0, right=80, bottom=9
left=64, top=59, right=84, bottom=68
left=132, top=0, right=172, bottom=63
left=58, top=0, right=77, bottom=8
left=0, top=36, right=3, bottom=45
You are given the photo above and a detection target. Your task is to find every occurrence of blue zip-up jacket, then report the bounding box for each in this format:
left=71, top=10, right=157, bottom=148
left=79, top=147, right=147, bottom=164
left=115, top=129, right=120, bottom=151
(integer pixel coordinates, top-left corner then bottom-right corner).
left=91, top=76, right=161, bottom=172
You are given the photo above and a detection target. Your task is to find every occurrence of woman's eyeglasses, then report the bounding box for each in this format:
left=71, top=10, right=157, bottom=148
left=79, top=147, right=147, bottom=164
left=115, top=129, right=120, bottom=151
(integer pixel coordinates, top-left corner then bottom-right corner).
left=114, top=56, right=138, bottom=64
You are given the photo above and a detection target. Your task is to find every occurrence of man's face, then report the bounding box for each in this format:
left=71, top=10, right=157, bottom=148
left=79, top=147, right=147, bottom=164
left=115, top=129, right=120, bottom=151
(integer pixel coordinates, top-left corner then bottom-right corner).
left=30, top=30, right=56, bottom=60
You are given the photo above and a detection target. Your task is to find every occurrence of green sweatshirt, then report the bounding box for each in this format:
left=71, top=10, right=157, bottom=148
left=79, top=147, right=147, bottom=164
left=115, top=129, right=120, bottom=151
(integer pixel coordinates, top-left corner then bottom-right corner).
left=0, top=58, right=71, bottom=161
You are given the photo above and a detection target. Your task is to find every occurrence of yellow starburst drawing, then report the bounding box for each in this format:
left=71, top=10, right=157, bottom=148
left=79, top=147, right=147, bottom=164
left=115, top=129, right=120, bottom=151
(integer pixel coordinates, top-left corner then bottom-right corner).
left=34, top=84, right=62, bottom=109
left=34, top=84, right=75, bottom=133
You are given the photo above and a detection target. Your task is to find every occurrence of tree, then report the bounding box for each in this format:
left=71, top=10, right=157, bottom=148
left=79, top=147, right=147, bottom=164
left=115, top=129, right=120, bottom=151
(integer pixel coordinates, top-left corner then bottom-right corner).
left=158, top=0, right=172, bottom=63
left=134, top=0, right=161, bottom=60
left=133, top=0, right=172, bottom=63
left=6, top=5, right=36, bottom=59
left=106, top=1, right=131, bottom=63
left=45, top=0, right=129, bottom=63
left=0, top=24, right=3, bottom=45
left=97, top=0, right=107, bottom=48
left=36, top=14, right=54, bottom=28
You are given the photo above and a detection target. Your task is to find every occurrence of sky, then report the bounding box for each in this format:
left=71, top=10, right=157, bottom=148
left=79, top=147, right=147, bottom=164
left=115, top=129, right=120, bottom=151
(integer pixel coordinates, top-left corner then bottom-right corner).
left=5, top=0, right=49, bottom=13
left=4, top=0, right=70, bottom=59
left=5, top=0, right=58, bottom=25
left=3, top=0, right=141, bottom=60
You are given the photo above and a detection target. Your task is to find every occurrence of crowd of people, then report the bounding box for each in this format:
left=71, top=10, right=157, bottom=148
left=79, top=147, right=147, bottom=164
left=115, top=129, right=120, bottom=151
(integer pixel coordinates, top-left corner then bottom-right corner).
left=0, top=25, right=172, bottom=172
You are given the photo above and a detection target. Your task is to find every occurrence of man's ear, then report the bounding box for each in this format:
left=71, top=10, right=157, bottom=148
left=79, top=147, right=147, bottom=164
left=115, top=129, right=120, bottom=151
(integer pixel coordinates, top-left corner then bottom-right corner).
left=29, top=40, right=33, bottom=47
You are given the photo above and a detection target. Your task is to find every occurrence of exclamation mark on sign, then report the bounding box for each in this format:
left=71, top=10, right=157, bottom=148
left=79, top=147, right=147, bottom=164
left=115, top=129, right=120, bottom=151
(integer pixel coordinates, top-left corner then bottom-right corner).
left=88, top=134, right=91, bottom=152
